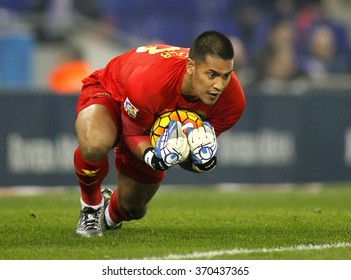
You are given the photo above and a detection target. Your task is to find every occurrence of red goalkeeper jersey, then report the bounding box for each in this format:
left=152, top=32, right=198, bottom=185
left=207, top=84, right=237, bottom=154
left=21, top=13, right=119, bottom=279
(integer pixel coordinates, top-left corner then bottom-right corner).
left=82, top=44, right=246, bottom=150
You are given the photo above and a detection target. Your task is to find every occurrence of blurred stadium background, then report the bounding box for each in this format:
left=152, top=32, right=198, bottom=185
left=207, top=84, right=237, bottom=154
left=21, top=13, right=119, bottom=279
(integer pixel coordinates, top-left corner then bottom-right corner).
left=1, top=0, right=351, bottom=188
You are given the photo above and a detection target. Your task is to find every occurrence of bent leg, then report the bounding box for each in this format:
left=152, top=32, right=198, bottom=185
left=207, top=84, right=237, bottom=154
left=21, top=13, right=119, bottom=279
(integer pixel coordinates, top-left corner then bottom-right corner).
left=105, top=172, right=161, bottom=227
left=75, top=104, right=117, bottom=205
left=76, top=104, right=117, bottom=162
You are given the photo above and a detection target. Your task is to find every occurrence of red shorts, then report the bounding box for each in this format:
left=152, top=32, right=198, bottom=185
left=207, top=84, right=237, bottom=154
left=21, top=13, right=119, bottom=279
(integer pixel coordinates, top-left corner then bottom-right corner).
left=76, top=83, right=166, bottom=184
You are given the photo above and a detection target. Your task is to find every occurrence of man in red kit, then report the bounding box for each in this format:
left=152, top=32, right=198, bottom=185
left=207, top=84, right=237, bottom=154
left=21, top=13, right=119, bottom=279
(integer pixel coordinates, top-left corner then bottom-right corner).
left=74, top=30, right=246, bottom=237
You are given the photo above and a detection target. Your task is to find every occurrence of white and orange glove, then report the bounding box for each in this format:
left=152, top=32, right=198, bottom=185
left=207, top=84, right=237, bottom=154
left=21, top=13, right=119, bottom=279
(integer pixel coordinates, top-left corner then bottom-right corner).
left=186, top=121, right=218, bottom=172
left=144, top=120, right=190, bottom=170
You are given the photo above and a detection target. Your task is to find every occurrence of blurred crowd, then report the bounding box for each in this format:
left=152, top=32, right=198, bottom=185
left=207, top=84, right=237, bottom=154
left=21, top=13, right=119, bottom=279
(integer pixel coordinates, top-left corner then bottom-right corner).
left=1, top=0, right=351, bottom=94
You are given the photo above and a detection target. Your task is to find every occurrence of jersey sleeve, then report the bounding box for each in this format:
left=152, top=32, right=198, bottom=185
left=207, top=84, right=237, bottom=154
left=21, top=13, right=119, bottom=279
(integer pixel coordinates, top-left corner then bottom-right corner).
left=120, top=66, right=168, bottom=151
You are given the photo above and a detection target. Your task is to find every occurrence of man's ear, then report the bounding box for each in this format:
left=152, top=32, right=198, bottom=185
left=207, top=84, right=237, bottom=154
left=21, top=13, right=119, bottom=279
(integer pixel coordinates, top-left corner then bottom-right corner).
left=186, top=58, right=195, bottom=75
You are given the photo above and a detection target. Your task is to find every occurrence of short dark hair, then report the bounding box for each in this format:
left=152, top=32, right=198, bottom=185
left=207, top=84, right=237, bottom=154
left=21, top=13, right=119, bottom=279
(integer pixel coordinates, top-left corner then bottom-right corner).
left=189, top=30, right=234, bottom=63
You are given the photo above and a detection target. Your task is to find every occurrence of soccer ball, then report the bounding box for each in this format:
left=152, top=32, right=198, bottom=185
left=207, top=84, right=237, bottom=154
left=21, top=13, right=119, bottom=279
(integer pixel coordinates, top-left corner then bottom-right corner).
left=150, top=109, right=202, bottom=147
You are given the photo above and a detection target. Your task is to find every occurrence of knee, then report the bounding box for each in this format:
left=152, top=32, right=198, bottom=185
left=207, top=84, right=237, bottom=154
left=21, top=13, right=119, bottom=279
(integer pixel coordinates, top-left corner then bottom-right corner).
left=122, top=205, right=148, bottom=220
left=80, top=144, right=109, bottom=162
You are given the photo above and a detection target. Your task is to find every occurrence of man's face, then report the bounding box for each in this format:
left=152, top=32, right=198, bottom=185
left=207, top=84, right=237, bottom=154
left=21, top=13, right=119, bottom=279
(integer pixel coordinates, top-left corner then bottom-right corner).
left=187, top=55, right=233, bottom=106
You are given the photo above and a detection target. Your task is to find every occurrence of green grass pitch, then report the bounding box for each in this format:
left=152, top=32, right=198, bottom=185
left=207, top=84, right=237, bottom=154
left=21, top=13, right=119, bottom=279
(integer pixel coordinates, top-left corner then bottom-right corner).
left=0, top=184, right=350, bottom=260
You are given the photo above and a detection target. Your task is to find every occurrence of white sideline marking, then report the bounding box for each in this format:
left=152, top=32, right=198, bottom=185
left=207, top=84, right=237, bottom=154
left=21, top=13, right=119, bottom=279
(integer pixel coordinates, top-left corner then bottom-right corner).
left=145, top=242, right=351, bottom=260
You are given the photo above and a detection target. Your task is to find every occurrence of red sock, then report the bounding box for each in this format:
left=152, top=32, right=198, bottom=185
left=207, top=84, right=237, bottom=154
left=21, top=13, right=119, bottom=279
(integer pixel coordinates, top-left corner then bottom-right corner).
left=74, top=147, right=109, bottom=205
left=108, top=189, right=133, bottom=223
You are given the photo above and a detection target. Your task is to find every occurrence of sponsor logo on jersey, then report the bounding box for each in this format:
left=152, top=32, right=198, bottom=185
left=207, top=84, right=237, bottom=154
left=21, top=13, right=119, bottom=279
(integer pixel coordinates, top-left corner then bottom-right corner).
left=124, top=97, right=139, bottom=119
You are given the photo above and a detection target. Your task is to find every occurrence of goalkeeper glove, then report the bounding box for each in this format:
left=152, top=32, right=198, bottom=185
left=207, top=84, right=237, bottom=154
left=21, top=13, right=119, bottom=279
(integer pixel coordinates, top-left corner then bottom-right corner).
left=187, top=121, right=218, bottom=172
left=144, top=120, right=190, bottom=170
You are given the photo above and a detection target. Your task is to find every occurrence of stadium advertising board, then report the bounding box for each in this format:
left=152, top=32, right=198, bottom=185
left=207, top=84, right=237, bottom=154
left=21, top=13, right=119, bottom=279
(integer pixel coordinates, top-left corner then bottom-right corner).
left=0, top=91, right=350, bottom=186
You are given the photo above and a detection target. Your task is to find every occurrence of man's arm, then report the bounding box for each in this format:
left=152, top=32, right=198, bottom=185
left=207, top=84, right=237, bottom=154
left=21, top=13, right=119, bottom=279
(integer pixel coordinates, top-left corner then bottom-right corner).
left=133, top=141, right=153, bottom=162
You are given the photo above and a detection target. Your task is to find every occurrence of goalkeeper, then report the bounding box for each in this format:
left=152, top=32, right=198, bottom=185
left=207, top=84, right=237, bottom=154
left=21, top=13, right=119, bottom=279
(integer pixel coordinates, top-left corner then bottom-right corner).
left=74, top=30, right=246, bottom=237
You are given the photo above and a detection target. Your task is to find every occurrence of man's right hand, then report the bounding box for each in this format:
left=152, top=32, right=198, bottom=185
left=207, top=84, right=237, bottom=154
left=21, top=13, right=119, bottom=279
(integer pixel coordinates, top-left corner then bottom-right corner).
left=144, top=120, right=190, bottom=170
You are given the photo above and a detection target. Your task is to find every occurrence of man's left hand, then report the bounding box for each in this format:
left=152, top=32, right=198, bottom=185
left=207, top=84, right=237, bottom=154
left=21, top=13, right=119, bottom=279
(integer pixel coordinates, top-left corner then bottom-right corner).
left=186, top=121, right=218, bottom=172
